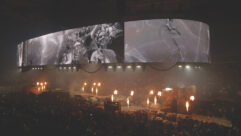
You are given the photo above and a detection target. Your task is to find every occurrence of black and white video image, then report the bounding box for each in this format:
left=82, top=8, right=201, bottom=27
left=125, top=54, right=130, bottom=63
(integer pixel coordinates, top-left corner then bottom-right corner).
left=125, top=19, right=210, bottom=63
left=19, top=22, right=123, bottom=66
left=17, top=42, right=24, bottom=67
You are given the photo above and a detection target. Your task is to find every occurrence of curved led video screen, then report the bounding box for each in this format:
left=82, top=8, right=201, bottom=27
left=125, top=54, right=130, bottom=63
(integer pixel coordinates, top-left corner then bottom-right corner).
left=125, top=19, right=210, bottom=63
left=17, top=19, right=210, bottom=67
left=17, top=22, right=124, bottom=67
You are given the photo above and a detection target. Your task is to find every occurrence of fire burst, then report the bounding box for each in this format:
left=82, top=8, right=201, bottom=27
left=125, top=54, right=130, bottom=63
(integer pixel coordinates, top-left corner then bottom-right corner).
left=154, top=96, right=157, bottom=105
left=127, top=97, right=130, bottom=107
left=165, top=87, right=172, bottom=91
left=157, top=91, right=162, bottom=96
left=186, top=101, right=189, bottom=112
left=190, top=96, right=195, bottom=101
left=111, top=95, right=114, bottom=102
left=130, top=90, right=134, bottom=96
left=147, top=98, right=150, bottom=105
left=96, top=88, right=98, bottom=95
left=114, top=90, right=118, bottom=95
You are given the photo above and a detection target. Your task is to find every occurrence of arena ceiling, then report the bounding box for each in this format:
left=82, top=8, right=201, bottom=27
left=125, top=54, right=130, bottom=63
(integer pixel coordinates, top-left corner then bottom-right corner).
left=1, top=0, right=239, bottom=29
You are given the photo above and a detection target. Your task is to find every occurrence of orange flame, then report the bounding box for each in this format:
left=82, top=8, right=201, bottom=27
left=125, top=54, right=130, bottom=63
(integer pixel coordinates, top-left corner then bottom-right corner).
left=186, top=101, right=189, bottom=112
left=127, top=97, right=130, bottom=107
left=147, top=98, right=150, bottom=105
left=190, top=96, right=195, bottom=101
left=111, top=95, right=114, bottom=102
left=154, top=96, right=157, bottom=105
left=130, top=90, right=134, bottom=96
left=114, top=90, right=118, bottom=95
left=96, top=88, right=98, bottom=95
left=157, top=91, right=162, bottom=96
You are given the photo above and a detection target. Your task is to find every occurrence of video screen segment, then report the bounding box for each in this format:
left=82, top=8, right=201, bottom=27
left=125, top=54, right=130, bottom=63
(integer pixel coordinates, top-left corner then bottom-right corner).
left=124, top=19, right=210, bottom=63
left=18, top=22, right=124, bottom=67
left=17, top=42, right=24, bottom=67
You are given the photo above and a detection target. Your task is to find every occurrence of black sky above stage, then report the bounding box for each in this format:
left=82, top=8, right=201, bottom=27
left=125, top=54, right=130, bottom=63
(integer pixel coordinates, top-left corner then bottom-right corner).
left=0, top=0, right=241, bottom=74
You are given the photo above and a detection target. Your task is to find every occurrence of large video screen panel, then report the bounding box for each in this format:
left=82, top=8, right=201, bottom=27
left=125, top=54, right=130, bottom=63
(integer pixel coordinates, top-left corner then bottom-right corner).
left=17, top=22, right=123, bottom=67
left=125, top=19, right=210, bottom=63
left=17, top=42, right=24, bottom=67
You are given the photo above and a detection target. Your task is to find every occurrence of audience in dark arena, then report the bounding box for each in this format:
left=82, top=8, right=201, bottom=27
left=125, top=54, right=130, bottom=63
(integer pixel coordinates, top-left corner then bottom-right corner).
left=0, top=90, right=240, bottom=136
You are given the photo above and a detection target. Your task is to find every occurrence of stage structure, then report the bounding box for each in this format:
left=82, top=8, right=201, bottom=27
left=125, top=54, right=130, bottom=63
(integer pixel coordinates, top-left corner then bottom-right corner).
left=17, top=19, right=210, bottom=72
left=125, top=19, right=210, bottom=63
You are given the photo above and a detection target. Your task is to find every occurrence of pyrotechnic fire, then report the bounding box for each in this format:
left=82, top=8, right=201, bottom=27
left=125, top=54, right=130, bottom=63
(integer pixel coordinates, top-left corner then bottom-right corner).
left=186, top=101, right=189, bottom=112
left=149, top=90, right=154, bottom=95
left=157, top=91, right=162, bottom=96
left=154, top=96, right=157, bottom=105
left=114, top=90, right=118, bottom=95
left=164, top=87, right=172, bottom=91
left=35, top=81, right=48, bottom=93
left=111, top=95, right=114, bottom=102
left=190, top=96, right=195, bottom=101
left=127, top=97, right=130, bottom=107
left=96, top=88, right=98, bottom=95
left=147, top=98, right=150, bottom=105
left=130, top=90, right=134, bottom=96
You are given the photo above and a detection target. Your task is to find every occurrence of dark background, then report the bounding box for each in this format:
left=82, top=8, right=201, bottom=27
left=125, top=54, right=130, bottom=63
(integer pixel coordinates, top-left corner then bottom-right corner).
left=0, top=0, right=241, bottom=82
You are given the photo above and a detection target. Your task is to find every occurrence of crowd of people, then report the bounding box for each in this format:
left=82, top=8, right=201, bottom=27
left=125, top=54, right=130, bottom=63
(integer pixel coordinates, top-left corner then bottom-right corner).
left=0, top=90, right=240, bottom=136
